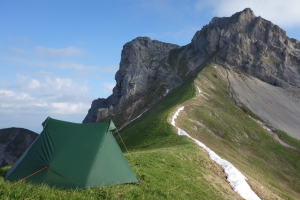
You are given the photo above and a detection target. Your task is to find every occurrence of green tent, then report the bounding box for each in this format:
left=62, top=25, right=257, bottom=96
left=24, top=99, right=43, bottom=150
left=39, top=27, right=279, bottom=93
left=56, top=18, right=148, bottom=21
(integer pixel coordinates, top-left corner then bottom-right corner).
left=5, top=117, right=138, bottom=189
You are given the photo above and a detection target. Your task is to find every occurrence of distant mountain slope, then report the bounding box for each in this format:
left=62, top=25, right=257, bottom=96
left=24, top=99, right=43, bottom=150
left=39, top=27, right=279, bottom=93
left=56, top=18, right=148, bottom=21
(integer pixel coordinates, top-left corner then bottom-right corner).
left=227, top=69, right=300, bottom=140
left=0, top=128, right=38, bottom=167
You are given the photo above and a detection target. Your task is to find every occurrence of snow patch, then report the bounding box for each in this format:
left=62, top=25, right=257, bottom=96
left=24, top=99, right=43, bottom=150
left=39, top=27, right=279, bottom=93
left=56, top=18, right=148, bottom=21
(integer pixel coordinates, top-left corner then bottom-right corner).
left=248, top=115, right=271, bottom=132
left=164, top=89, right=169, bottom=96
left=171, top=106, right=184, bottom=126
left=263, top=126, right=271, bottom=132
left=172, top=106, right=261, bottom=200
left=131, top=109, right=148, bottom=122
left=196, top=86, right=202, bottom=94
left=196, top=86, right=209, bottom=100
left=119, top=109, right=149, bottom=130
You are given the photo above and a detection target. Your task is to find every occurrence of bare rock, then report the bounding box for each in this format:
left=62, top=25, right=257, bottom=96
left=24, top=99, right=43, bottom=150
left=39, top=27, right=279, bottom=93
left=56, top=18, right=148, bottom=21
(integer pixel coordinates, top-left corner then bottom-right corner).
left=0, top=128, right=38, bottom=167
left=191, top=8, right=300, bottom=88
left=83, top=37, right=181, bottom=126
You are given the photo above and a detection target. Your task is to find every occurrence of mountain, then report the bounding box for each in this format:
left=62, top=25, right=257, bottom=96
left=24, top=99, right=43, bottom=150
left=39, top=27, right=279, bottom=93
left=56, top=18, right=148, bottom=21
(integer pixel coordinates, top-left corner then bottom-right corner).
left=81, top=7, right=300, bottom=199
left=83, top=8, right=300, bottom=141
left=1, top=8, right=300, bottom=199
left=83, top=38, right=181, bottom=127
left=0, top=128, right=38, bottom=167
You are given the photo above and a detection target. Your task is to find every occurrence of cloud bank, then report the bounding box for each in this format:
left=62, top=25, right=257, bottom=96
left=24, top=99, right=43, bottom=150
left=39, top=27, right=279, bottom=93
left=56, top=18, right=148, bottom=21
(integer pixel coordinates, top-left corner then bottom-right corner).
left=196, top=0, right=300, bottom=27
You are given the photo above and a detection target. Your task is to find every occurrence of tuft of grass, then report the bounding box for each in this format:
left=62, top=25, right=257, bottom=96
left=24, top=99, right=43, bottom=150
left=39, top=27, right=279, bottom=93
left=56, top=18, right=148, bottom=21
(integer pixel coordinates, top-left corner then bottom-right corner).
left=262, top=57, right=281, bottom=66
left=275, top=129, right=300, bottom=150
left=237, top=102, right=265, bottom=122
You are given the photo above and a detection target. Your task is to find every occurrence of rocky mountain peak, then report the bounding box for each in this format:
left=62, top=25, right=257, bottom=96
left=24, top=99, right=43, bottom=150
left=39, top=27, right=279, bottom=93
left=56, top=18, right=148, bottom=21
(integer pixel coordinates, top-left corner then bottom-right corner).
left=233, top=7, right=255, bottom=20
left=209, top=8, right=255, bottom=27
left=191, top=8, right=300, bottom=88
left=84, top=8, right=300, bottom=129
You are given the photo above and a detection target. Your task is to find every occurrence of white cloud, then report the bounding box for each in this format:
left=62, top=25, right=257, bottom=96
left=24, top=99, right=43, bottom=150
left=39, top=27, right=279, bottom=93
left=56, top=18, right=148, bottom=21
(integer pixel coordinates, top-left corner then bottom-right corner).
left=51, top=102, right=89, bottom=114
left=13, top=75, right=89, bottom=96
left=0, top=55, right=114, bottom=71
left=0, top=74, right=92, bottom=117
left=11, top=45, right=85, bottom=58
left=0, top=89, right=44, bottom=110
left=195, top=0, right=300, bottom=27
left=0, top=88, right=90, bottom=132
left=36, top=46, right=84, bottom=57
left=103, top=82, right=115, bottom=95
left=104, top=82, right=115, bottom=91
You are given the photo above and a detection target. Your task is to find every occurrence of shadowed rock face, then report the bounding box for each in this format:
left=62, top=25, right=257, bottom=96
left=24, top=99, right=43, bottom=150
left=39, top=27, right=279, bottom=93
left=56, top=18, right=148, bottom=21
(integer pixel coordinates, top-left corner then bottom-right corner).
left=0, top=128, right=38, bottom=167
left=83, top=8, right=300, bottom=135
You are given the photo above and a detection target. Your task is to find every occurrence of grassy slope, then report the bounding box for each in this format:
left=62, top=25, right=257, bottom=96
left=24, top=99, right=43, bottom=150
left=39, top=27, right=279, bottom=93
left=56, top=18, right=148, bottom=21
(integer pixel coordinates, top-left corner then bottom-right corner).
left=177, top=66, right=300, bottom=199
left=0, top=72, right=242, bottom=199
left=1, top=65, right=299, bottom=199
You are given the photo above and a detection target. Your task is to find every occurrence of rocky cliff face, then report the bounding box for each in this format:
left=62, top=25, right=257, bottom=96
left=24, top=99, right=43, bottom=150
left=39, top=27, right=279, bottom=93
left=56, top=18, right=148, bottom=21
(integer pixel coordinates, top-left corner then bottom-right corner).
left=0, top=128, right=38, bottom=167
left=83, top=37, right=181, bottom=126
left=84, top=8, right=300, bottom=130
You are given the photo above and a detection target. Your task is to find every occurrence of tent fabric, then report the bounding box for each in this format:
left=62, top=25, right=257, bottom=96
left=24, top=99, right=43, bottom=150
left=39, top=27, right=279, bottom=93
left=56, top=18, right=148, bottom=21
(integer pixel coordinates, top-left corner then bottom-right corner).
left=5, top=117, right=138, bottom=189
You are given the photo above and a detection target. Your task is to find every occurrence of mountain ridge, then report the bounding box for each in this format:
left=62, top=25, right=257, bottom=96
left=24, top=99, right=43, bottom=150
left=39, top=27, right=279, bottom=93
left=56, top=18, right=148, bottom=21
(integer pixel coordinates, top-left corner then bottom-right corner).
left=84, top=8, right=300, bottom=140
left=1, top=8, right=300, bottom=199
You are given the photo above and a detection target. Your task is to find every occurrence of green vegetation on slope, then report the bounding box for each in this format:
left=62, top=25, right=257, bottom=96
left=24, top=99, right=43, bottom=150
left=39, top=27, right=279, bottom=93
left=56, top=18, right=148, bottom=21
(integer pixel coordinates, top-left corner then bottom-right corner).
left=0, top=144, right=240, bottom=199
left=275, top=129, right=300, bottom=150
left=0, top=68, right=242, bottom=199
left=1, top=65, right=299, bottom=199
left=115, top=78, right=195, bottom=151
left=177, top=66, right=300, bottom=199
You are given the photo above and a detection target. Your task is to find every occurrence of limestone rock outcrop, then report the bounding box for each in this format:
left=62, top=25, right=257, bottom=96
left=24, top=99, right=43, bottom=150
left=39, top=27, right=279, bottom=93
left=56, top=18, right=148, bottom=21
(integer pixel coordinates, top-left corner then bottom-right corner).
left=83, top=37, right=181, bottom=126
left=191, top=8, right=300, bottom=88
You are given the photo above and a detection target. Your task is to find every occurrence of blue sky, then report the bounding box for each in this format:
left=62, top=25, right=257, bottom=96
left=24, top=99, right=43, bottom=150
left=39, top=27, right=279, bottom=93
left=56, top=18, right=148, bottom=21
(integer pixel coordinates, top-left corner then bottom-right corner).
left=1, top=0, right=300, bottom=132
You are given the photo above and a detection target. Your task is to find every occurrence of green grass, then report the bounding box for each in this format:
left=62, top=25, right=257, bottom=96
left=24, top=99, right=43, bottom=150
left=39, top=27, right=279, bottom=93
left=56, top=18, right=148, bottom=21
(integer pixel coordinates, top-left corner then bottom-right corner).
left=105, top=80, right=168, bottom=128
left=236, top=102, right=265, bottom=122
left=167, top=48, right=181, bottom=70
left=262, top=57, right=281, bottom=66
left=0, top=67, right=241, bottom=199
left=1, top=65, right=300, bottom=199
left=1, top=145, right=238, bottom=200
left=115, top=78, right=196, bottom=151
left=275, top=129, right=300, bottom=150
left=167, top=46, right=190, bottom=79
